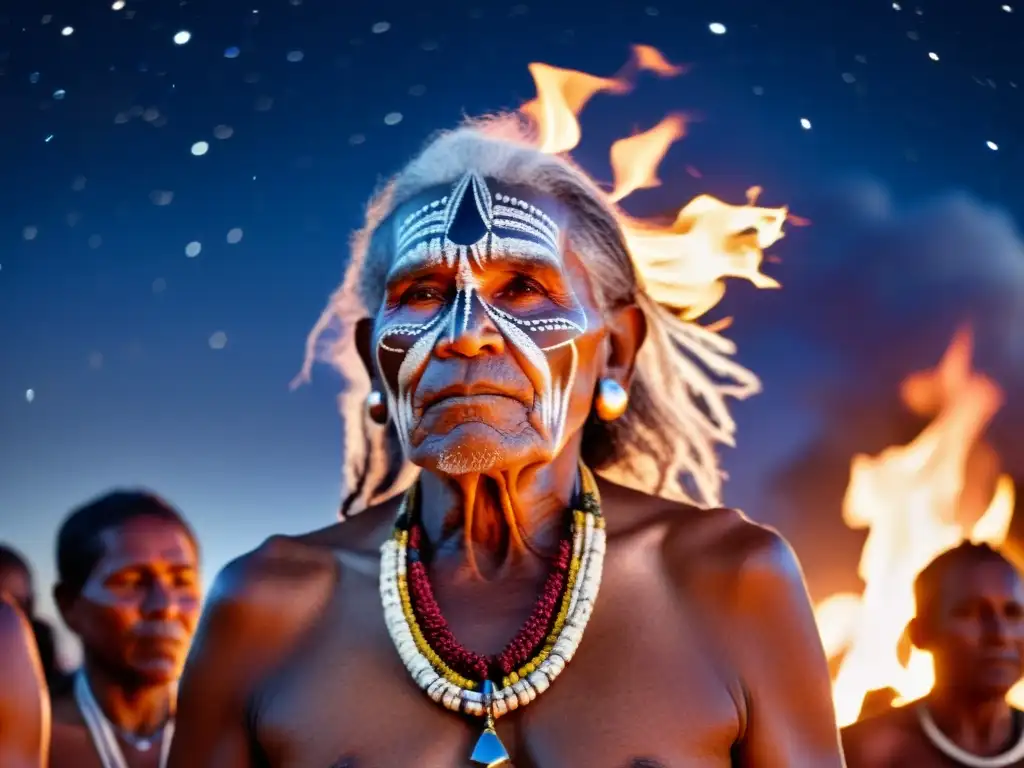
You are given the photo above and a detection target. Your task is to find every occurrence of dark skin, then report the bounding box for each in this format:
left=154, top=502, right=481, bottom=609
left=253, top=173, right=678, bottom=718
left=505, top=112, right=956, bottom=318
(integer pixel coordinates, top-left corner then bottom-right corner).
left=51, top=516, right=201, bottom=768
left=842, top=556, right=1024, bottom=767
left=171, top=183, right=842, bottom=767
left=0, top=595, right=49, bottom=768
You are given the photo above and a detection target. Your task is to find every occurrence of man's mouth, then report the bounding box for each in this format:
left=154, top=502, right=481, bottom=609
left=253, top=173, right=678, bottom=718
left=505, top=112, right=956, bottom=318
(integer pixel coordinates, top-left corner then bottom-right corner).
left=980, top=652, right=1021, bottom=665
left=410, top=392, right=535, bottom=447
left=420, top=386, right=528, bottom=412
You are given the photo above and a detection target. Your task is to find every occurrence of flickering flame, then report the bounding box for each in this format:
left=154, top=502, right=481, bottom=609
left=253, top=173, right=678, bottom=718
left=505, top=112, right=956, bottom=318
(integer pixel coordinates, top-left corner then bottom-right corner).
left=629, top=43, right=688, bottom=78
left=298, top=45, right=800, bottom=517
left=521, top=46, right=788, bottom=323
left=609, top=114, right=687, bottom=203
left=814, top=328, right=1019, bottom=727
left=520, top=62, right=629, bottom=154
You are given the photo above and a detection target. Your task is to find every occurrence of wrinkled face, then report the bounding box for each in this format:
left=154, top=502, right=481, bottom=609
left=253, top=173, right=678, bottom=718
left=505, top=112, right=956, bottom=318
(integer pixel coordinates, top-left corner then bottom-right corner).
left=922, top=558, right=1024, bottom=698
left=64, top=516, right=201, bottom=685
left=373, top=172, right=607, bottom=476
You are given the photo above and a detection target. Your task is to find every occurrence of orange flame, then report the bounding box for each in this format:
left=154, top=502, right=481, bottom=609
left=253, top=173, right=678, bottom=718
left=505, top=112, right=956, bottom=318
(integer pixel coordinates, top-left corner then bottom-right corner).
left=609, top=114, right=687, bottom=203
left=520, top=63, right=629, bottom=154
left=814, top=328, right=1018, bottom=726
left=521, top=47, right=789, bottom=323
left=628, top=43, right=688, bottom=78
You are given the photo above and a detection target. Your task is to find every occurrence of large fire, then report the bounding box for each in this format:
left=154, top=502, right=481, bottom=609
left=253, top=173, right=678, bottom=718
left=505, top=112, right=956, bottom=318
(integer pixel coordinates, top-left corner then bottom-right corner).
left=518, top=48, right=1024, bottom=726
left=815, top=328, right=1018, bottom=726
left=521, top=49, right=1020, bottom=724
left=517, top=46, right=793, bottom=506
left=519, top=44, right=789, bottom=327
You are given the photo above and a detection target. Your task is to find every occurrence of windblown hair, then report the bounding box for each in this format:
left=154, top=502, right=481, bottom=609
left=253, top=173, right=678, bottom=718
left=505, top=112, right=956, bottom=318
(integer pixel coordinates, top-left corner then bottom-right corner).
left=300, top=113, right=758, bottom=517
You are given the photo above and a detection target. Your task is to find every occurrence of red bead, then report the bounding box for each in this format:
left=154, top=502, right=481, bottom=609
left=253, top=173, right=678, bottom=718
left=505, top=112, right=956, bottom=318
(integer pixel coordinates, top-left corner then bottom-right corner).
left=405, top=521, right=574, bottom=682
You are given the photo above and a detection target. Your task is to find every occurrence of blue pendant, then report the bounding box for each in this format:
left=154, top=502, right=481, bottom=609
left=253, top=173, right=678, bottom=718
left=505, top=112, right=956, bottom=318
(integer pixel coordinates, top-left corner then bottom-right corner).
left=470, top=726, right=510, bottom=766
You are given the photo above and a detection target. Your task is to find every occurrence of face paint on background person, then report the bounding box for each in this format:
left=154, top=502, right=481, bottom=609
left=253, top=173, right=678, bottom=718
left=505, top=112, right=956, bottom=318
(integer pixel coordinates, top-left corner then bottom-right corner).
left=373, top=171, right=588, bottom=456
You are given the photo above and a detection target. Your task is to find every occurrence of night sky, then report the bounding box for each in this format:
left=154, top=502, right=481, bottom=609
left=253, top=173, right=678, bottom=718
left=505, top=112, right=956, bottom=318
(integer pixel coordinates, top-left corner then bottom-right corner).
left=2, top=0, right=1023, bottom=655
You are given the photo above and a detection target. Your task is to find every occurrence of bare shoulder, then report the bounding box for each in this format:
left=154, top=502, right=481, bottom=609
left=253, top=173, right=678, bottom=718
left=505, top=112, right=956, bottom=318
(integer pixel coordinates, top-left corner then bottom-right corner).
left=200, top=534, right=336, bottom=639
left=0, top=598, right=43, bottom=686
left=841, top=707, right=917, bottom=767
left=598, top=476, right=800, bottom=595
left=192, top=499, right=399, bottom=664
left=0, top=598, right=48, bottom=768
left=666, top=501, right=794, bottom=581
left=172, top=501, right=401, bottom=766
left=0, top=597, right=31, bottom=652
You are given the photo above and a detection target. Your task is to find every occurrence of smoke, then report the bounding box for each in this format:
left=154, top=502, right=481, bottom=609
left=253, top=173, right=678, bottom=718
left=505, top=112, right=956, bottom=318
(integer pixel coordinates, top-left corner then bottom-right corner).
left=780, top=178, right=1024, bottom=376
left=718, top=178, right=1024, bottom=597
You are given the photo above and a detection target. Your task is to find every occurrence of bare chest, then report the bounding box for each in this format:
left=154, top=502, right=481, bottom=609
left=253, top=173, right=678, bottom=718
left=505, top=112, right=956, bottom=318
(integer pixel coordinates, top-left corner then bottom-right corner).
left=50, top=721, right=166, bottom=768
left=251, top=563, right=742, bottom=768
left=899, top=734, right=1024, bottom=768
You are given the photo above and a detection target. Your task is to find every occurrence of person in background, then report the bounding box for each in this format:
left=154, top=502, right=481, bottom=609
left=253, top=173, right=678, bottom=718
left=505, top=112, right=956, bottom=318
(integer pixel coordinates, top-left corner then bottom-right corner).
left=0, top=594, right=50, bottom=768
left=0, top=544, right=35, bottom=613
left=0, top=544, right=69, bottom=693
left=51, top=490, right=202, bottom=768
left=842, top=542, right=1024, bottom=767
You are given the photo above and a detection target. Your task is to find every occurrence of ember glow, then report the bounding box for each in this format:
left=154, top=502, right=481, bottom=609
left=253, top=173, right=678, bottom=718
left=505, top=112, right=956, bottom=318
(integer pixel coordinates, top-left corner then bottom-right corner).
left=814, top=328, right=1019, bottom=727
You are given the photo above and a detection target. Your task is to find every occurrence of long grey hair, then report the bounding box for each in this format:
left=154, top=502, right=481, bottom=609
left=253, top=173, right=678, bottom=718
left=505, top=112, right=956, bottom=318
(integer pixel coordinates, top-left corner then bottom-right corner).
left=296, top=112, right=782, bottom=518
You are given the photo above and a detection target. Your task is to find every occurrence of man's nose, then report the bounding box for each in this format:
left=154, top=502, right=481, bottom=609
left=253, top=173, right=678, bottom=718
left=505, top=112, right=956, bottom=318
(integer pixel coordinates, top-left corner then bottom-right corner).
left=984, top=613, right=1012, bottom=644
left=142, top=580, right=176, bottom=617
left=434, top=293, right=505, bottom=358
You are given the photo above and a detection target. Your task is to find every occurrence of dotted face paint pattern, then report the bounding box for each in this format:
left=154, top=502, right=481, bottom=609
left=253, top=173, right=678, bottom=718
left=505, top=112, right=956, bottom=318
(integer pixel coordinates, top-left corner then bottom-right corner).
left=375, top=171, right=587, bottom=454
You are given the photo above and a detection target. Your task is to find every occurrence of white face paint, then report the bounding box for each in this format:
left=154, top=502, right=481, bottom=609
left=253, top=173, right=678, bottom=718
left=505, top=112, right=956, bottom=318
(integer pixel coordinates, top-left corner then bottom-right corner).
left=373, top=171, right=588, bottom=461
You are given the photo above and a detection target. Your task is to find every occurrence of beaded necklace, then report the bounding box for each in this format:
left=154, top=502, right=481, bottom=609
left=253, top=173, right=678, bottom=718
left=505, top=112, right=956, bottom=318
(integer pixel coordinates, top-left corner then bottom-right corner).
left=917, top=705, right=1024, bottom=767
left=379, top=464, right=606, bottom=766
left=74, top=670, right=174, bottom=768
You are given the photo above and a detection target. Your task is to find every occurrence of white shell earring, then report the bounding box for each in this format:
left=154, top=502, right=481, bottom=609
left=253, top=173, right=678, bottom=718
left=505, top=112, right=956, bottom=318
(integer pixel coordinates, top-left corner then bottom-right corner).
left=366, top=389, right=388, bottom=424
left=594, top=378, right=628, bottom=422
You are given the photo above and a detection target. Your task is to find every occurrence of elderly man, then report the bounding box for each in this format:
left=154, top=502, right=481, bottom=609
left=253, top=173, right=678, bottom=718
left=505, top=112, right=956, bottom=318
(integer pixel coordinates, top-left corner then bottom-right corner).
left=171, top=112, right=842, bottom=766
left=51, top=490, right=202, bottom=768
left=842, top=542, right=1024, bottom=767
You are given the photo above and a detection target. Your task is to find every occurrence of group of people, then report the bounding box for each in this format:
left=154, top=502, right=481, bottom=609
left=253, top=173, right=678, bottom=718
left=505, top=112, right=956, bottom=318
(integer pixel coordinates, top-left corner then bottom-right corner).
left=3, top=114, right=1024, bottom=767
left=1, top=491, right=200, bottom=768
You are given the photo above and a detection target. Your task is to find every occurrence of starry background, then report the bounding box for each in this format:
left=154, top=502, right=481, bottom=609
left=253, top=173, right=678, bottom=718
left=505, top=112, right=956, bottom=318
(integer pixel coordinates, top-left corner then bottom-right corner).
left=2, top=0, right=1023, bottom=659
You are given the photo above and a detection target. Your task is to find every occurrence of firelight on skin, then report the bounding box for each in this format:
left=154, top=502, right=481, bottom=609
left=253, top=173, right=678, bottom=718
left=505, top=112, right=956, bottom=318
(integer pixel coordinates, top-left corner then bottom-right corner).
left=374, top=171, right=589, bottom=467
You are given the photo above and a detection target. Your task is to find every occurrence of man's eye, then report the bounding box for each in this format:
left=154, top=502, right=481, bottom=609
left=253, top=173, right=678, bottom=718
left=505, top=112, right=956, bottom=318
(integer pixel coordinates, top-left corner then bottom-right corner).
left=498, top=275, right=547, bottom=299
left=108, top=574, right=142, bottom=589
left=402, top=285, right=446, bottom=304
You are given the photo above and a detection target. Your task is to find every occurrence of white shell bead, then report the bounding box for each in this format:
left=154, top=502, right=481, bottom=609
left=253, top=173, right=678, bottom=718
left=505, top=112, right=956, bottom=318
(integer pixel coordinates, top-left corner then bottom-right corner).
left=379, top=491, right=607, bottom=725
left=528, top=670, right=551, bottom=693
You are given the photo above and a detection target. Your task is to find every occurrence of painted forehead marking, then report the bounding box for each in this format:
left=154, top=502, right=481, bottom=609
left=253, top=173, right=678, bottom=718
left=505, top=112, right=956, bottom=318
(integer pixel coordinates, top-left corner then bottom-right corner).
left=375, top=172, right=587, bottom=454
left=388, top=171, right=564, bottom=279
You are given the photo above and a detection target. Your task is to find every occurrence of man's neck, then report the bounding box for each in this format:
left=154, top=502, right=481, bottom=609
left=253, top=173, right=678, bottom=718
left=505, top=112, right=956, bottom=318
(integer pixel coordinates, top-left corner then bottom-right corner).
left=418, top=442, right=583, bottom=579
left=82, top=658, right=174, bottom=736
left=926, top=686, right=1017, bottom=756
